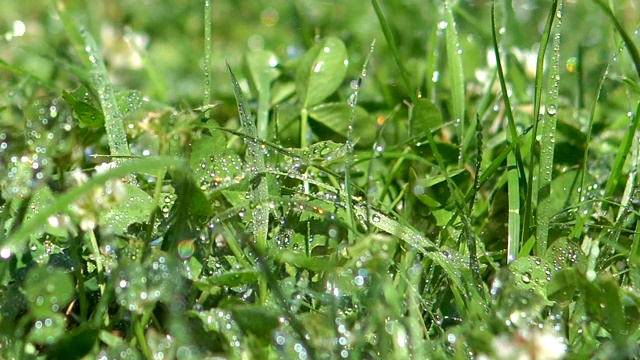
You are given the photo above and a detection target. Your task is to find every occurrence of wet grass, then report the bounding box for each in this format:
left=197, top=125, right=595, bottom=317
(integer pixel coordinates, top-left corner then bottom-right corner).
left=1, top=0, right=640, bottom=359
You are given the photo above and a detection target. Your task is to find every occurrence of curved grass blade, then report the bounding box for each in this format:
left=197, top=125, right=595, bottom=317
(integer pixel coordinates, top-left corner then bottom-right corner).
left=344, top=40, right=375, bottom=243
left=2, top=157, right=185, bottom=259
left=352, top=205, right=465, bottom=295
left=227, top=65, right=269, bottom=251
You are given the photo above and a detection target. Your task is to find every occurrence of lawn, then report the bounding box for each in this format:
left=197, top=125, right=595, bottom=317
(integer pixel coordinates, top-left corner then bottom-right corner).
left=1, top=0, right=640, bottom=359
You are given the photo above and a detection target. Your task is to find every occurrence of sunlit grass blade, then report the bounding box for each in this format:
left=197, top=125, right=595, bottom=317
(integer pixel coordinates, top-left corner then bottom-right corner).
left=79, top=28, right=131, bottom=159
left=536, top=1, right=563, bottom=255
left=443, top=0, right=465, bottom=156
left=3, top=157, right=185, bottom=258
left=603, top=104, right=640, bottom=201
left=352, top=205, right=466, bottom=296
left=591, top=0, right=640, bottom=80
left=522, top=0, right=558, bottom=250
left=370, top=0, right=414, bottom=100
left=203, top=0, right=213, bottom=114
left=227, top=65, right=269, bottom=252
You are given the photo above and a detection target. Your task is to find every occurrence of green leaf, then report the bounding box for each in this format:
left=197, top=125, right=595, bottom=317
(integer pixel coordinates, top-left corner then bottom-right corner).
left=102, top=184, right=155, bottom=236
left=509, top=256, right=552, bottom=298
left=5, top=157, right=185, bottom=258
left=28, top=313, right=67, bottom=345
left=545, top=237, right=587, bottom=273
left=547, top=267, right=579, bottom=303
left=231, top=305, right=281, bottom=341
left=243, top=50, right=280, bottom=96
left=296, top=37, right=348, bottom=107
left=23, top=265, right=75, bottom=317
left=45, top=324, right=100, bottom=360
left=308, top=102, right=374, bottom=144
left=115, top=90, right=144, bottom=118
left=411, top=98, right=442, bottom=138
left=62, top=89, right=104, bottom=128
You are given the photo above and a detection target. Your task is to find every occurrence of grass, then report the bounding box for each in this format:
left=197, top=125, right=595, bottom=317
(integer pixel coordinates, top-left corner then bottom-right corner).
left=1, top=0, right=640, bottom=359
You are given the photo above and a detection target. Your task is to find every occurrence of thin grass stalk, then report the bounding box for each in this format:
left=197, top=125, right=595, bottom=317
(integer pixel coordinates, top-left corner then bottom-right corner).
left=573, top=50, right=610, bottom=239
left=203, top=0, right=213, bottom=115
left=491, top=0, right=523, bottom=263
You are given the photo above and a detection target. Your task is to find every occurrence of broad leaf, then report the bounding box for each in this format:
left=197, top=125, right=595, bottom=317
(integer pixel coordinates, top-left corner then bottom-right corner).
left=296, top=37, right=348, bottom=107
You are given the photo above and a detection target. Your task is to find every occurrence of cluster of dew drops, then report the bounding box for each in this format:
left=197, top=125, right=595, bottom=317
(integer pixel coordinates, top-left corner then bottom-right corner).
left=0, top=96, right=76, bottom=200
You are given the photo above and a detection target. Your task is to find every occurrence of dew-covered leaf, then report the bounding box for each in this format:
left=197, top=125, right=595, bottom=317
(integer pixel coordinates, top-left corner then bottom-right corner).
left=188, top=308, right=245, bottom=357
left=25, top=186, right=68, bottom=238
left=545, top=237, right=587, bottom=273
left=509, top=256, right=552, bottom=297
left=296, top=37, right=348, bottom=107
left=277, top=250, right=333, bottom=272
left=102, top=184, right=155, bottom=236
left=23, top=265, right=75, bottom=317
left=115, top=252, right=184, bottom=314
left=411, top=168, right=469, bottom=209
left=62, top=89, right=104, bottom=128
left=27, top=313, right=67, bottom=345
left=115, top=90, right=144, bottom=118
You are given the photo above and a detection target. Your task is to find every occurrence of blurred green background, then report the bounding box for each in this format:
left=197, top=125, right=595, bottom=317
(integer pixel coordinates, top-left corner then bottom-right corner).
left=3, top=1, right=637, bottom=106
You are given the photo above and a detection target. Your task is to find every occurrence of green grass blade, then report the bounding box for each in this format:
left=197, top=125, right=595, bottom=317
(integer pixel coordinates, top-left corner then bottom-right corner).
left=522, top=0, right=558, bottom=249
left=591, top=0, right=640, bottom=80
left=3, top=157, right=185, bottom=258
left=80, top=27, right=131, bottom=159
left=443, top=0, right=465, bottom=155
left=536, top=1, right=563, bottom=255
left=227, top=65, right=269, bottom=251
left=370, top=0, right=414, bottom=101
left=604, top=101, right=640, bottom=200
